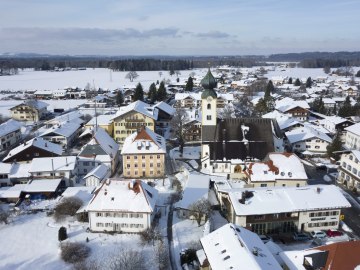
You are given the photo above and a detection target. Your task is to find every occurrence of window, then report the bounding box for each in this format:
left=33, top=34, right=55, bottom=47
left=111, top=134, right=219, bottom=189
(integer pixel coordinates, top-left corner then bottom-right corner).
left=96, top=223, right=104, bottom=227
left=134, top=156, right=137, bottom=160
left=150, top=155, right=153, bottom=159
left=342, top=162, right=347, bottom=167
left=260, top=184, right=267, bottom=187
left=349, top=155, right=353, bottom=160
left=207, top=103, right=211, bottom=110
left=157, top=155, right=160, bottom=159
left=315, top=146, right=320, bottom=149
left=127, top=156, right=130, bottom=160
left=96, top=212, right=103, bottom=217
left=157, top=163, right=161, bottom=168
left=207, top=115, right=211, bottom=120
left=142, top=155, right=145, bottom=159
left=347, top=165, right=352, bottom=171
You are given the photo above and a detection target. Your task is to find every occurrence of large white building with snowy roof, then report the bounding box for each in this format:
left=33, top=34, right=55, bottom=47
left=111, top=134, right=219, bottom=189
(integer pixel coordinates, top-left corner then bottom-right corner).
left=87, top=179, right=158, bottom=233
left=220, top=185, right=350, bottom=234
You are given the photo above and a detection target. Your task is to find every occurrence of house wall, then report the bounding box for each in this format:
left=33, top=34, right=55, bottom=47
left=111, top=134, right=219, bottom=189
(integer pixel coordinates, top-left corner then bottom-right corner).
left=88, top=211, right=152, bottom=233
left=113, top=112, right=155, bottom=144
left=337, top=152, right=360, bottom=191
left=11, top=106, right=40, bottom=122
left=298, top=209, right=341, bottom=232
left=0, top=129, right=21, bottom=151
left=250, top=179, right=307, bottom=188
left=291, top=138, right=329, bottom=153
left=85, top=123, right=113, bottom=137
left=29, top=170, right=75, bottom=186
left=345, top=131, right=360, bottom=150
left=122, top=153, right=165, bottom=178
left=201, top=144, right=211, bottom=170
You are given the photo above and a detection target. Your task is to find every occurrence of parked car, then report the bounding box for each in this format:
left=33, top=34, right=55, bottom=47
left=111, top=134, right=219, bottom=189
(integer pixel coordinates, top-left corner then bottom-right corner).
left=326, top=229, right=343, bottom=237
left=293, top=232, right=311, bottom=241
left=310, top=230, right=327, bottom=239
left=259, top=235, right=272, bottom=244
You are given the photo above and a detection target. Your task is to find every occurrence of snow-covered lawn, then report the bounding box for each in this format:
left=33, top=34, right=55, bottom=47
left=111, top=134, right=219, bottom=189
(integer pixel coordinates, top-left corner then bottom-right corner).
left=170, top=146, right=201, bottom=160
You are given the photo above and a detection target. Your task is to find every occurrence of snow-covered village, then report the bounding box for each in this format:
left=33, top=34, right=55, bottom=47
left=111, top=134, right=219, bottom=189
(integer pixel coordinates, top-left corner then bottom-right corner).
left=1, top=1, right=360, bottom=270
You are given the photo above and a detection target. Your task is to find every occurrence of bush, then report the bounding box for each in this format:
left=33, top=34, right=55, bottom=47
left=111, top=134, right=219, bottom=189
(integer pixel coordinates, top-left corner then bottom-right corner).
left=61, top=242, right=90, bottom=264
left=140, top=227, right=161, bottom=245
left=54, top=197, right=83, bottom=222
left=0, top=207, right=10, bottom=224
left=58, top=226, right=67, bottom=242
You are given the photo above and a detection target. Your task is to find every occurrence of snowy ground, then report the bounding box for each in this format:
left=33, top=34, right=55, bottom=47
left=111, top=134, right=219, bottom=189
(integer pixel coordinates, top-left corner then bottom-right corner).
left=170, top=146, right=201, bottom=160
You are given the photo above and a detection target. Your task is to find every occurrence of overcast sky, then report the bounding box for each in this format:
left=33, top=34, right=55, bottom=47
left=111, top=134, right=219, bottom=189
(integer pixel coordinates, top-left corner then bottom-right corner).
left=0, top=0, right=359, bottom=55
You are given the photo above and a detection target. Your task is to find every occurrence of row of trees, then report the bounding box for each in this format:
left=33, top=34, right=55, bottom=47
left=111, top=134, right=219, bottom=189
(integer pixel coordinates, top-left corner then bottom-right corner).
left=312, top=96, right=360, bottom=117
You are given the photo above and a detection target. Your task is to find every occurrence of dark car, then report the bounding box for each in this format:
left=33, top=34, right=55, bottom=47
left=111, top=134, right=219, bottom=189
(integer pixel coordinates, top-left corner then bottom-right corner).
left=326, top=229, right=343, bottom=237
left=293, top=232, right=311, bottom=241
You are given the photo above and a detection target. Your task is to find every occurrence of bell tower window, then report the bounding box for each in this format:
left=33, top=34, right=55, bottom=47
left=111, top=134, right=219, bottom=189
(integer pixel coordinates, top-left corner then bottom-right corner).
left=207, top=115, right=212, bottom=120
left=207, top=103, right=211, bottom=110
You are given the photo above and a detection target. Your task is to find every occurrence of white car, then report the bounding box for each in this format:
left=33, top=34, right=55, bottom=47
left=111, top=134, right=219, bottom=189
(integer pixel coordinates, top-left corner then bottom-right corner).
left=310, top=231, right=327, bottom=239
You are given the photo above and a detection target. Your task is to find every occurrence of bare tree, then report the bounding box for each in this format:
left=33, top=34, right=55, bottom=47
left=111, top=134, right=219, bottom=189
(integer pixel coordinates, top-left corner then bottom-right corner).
left=188, top=198, right=212, bottom=226
left=108, top=248, right=146, bottom=270
left=154, top=241, right=170, bottom=270
left=61, top=242, right=90, bottom=264
left=125, top=71, right=139, bottom=82
left=218, top=104, right=235, bottom=119
left=175, top=70, right=181, bottom=77
left=140, top=226, right=162, bottom=245
left=54, top=197, right=83, bottom=222
left=170, top=108, right=189, bottom=155
left=158, top=71, right=163, bottom=77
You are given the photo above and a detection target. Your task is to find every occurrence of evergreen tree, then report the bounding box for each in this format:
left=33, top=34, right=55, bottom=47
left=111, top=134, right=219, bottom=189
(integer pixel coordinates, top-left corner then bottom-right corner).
left=306, top=77, right=312, bottom=88
left=333, top=103, right=337, bottom=115
left=133, top=83, right=144, bottom=101
left=185, top=77, right=194, bottom=92
left=265, top=80, right=274, bottom=99
left=294, top=78, right=301, bottom=86
left=356, top=70, right=360, bottom=77
left=288, top=77, right=293, bottom=84
left=326, top=132, right=342, bottom=160
left=313, top=97, right=326, bottom=114
left=338, top=96, right=353, bottom=117
left=116, top=90, right=124, bottom=106
left=147, top=83, right=157, bottom=103
left=255, top=98, right=269, bottom=115
left=156, top=81, right=167, bottom=101
left=58, top=226, right=67, bottom=242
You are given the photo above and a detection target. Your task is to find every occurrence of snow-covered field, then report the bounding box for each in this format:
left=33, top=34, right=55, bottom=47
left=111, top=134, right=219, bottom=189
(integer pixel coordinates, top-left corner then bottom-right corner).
left=0, top=68, right=206, bottom=92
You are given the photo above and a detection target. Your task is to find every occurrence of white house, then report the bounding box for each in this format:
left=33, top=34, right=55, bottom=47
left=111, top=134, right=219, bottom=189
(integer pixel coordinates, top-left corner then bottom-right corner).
left=337, top=150, right=360, bottom=192
left=40, top=121, right=82, bottom=149
left=0, top=119, right=22, bottom=152
left=200, top=223, right=282, bottom=270
left=29, top=156, right=78, bottom=187
left=87, top=179, right=158, bottom=233
left=84, top=164, right=111, bottom=186
left=344, top=122, right=360, bottom=150
left=285, top=125, right=332, bottom=154
left=222, top=185, right=350, bottom=234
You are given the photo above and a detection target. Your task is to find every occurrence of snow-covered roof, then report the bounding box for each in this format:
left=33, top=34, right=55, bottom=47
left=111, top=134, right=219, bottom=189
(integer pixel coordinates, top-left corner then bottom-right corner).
left=345, top=122, right=360, bottom=136
left=228, top=185, right=351, bottom=216
left=280, top=250, right=321, bottom=270
left=44, top=111, right=84, bottom=126
left=0, top=119, right=22, bottom=137
left=319, top=115, right=350, bottom=126
left=83, top=164, right=110, bottom=180
left=92, top=127, right=119, bottom=158
left=29, top=156, right=77, bottom=173
left=200, top=223, right=282, bottom=270
left=121, top=126, right=166, bottom=155
left=24, top=179, right=62, bottom=192
left=87, top=179, right=158, bottom=213
left=112, top=100, right=158, bottom=120
left=0, top=163, right=12, bottom=174
left=153, top=101, right=175, bottom=116
left=9, top=162, right=31, bottom=179
left=285, top=125, right=332, bottom=144
left=276, top=99, right=310, bottom=113
left=3, top=137, right=63, bottom=162
left=40, top=121, right=81, bottom=138
left=10, top=100, right=48, bottom=110
left=246, top=153, right=307, bottom=182
left=176, top=173, right=210, bottom=210
left=86, top=114, right=114, bottom=126
left=61, top=186, right=95, bottom=203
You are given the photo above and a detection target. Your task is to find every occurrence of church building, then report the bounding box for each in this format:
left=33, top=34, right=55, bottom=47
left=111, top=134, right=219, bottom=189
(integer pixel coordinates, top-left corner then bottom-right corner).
left=200, top=69, right=284, bottom=177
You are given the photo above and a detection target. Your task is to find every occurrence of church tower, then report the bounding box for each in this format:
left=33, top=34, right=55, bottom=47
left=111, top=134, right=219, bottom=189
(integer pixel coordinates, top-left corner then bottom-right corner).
left=201, top=69, right=217, bottom=127
left=200, top=69, right=217, bottom=170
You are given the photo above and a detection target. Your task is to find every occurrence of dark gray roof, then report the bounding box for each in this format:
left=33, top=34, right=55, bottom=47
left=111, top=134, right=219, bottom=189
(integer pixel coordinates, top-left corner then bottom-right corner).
left=79, top=144, right=107, bottom=156
left=203, top=118, right=280, bottom=161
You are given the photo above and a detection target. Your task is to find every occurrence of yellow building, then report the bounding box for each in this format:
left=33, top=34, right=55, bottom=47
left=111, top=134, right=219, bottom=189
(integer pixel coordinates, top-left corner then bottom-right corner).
left=85, top=115, right=114, bottom=137
left=112, top=101, right=157, bottom=144
left=121, top=126, right=166, bottom=178
left=10, top=100, right=48, bottom=122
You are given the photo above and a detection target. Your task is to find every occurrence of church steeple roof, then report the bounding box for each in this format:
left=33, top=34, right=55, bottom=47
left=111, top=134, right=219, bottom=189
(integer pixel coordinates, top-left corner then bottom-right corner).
left=201, top=69, right=217, bottom=99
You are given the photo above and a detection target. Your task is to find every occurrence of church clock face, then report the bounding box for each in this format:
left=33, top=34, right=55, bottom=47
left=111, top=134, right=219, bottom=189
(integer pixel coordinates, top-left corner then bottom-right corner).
left=207, top=96, right=213, bottom=102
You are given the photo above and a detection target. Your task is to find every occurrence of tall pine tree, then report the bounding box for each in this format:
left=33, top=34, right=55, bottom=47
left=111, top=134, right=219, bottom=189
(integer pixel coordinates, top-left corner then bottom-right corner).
left=294, top=78, right=301, bottom=86
left=116, top=90, right=124, bottom=106
left=338, top=96, right=353, bottom=117
left=185, top=77, right=194, bottom=92
left=133, top=83, right=144, bottom=101
left=306, top=77, right=312, bottom=88
left=265, top=80, right=274, bottom=99
left=326, top=132, right=342, bottom=160
left=148, top=83, right=157, bottom=103
left=156, top=81, right=167, bottom=101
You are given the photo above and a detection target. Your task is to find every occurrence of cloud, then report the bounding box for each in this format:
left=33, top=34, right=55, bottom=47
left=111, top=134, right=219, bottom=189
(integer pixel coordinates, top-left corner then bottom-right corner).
left=195, top=31, right=234, bottom=39
left=0, top=27, right=180, bottom=41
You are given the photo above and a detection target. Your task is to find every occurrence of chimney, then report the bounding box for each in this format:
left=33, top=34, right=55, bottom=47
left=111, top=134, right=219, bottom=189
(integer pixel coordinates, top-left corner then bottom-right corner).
left=252, top=248, right=259, bottom=256
left=45, top=142, right=48, bottom=147
left=316, top=187, right=321, bottom=194
left=104, top=189, right=107, bottom=195
left=222, top=129, right=226, bottom=158
left=65, top=157, right=68, bottom=166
